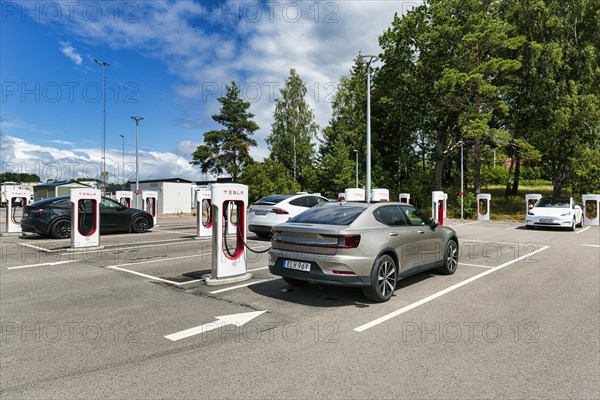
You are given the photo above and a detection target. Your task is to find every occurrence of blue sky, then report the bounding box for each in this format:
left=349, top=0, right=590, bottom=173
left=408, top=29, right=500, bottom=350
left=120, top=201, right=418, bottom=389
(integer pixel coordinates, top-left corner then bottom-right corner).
left=1, top=1, right=416, bottom=182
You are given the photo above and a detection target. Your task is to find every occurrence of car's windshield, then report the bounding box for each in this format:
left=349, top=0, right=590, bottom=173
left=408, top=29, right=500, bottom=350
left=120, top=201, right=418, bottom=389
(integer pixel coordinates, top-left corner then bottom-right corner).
left=254, top=194, right=293, bottom=205
left=536, top=198, right=570, bottom=208
left=289, top=205, right=365, bottom=225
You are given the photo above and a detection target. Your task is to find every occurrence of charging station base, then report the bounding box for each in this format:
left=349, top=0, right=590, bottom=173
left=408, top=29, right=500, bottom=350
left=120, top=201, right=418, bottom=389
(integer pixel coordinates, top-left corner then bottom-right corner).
left=0, top=232, right=24, bottom=237
left=205, top=273, right=253, bottom=286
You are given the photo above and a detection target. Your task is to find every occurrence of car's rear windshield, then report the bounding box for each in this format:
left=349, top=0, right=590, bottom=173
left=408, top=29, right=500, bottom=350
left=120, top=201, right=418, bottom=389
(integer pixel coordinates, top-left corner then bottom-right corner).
left=289, top=205, right=365, bottom=225
left=254, top=194, right=293, bottom=205
left=536, top=198, right=570, bottom=208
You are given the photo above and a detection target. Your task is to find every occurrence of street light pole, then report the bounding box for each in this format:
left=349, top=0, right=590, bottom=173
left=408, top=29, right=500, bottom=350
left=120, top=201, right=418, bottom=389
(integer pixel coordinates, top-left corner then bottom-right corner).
left=353, top=149, right=359, bottom=188
left=119, top=134, right=124, bottom=185
left=360, top=55, right=378, bottom=203
left=130, top=116, right=144, bottom=209
left=461, top=141, right=464, bottom=219
left=93, top=58, right=110, bottom=192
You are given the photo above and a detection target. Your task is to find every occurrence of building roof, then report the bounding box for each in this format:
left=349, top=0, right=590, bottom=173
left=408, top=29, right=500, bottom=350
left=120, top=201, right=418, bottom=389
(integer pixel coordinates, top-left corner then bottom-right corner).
left=138, top=178, right=193, bottom=184
left=34, top=180, right=92, bottom=188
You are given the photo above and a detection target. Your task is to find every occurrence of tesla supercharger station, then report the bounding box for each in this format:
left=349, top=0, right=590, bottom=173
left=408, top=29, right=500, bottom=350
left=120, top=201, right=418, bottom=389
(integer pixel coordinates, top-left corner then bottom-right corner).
left=116, top=191, right=133, bottom=207
left=399, top=193, right=410, bottom=203
left=432, top=191, right=446, bottom=226
left=3, top=188, right=30, bottom=235
left=206, top=183, right=252, bottom=285
left=477, top=193, right=491, bottom=221
left=525, top=194, right=542, bottom=218
left=582, top=194, right=600, bottom=226
left=142, top=191, right=158, bottom=227
left=345, top=188, right=365, bottom=202
left=70, top=188, right=102, bottom=249
left=195, top=188, right=212, bottom=238
left=371, top=189, right=389, bottom=202
left=443, top=193, right=448, bottom=221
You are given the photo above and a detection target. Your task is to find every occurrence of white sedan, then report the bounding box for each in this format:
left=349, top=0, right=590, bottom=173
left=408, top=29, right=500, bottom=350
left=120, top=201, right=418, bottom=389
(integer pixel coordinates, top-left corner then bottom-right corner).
left=526, top=197, right=584, bottom=231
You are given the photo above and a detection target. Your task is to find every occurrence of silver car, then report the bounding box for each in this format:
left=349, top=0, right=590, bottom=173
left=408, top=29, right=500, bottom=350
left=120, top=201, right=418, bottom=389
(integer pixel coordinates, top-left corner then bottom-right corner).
left=268, top=201, right=459, bottom=302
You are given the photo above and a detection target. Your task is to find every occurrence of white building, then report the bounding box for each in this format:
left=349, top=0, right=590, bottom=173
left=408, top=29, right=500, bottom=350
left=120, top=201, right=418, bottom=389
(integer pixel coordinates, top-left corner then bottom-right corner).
left=132, top=178, right=194, bottom=214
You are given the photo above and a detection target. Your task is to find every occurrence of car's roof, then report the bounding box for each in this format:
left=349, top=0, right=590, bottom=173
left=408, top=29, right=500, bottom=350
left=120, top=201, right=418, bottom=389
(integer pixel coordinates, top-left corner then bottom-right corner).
left=30, top=195, right=114, bottom=207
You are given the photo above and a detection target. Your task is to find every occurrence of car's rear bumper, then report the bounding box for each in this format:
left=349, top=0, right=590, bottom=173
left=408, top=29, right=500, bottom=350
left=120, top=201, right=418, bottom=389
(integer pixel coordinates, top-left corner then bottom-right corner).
left=248, top=224, right=272, bottom=234
left=268, top=251, right=372, bottom=287
left=20, top=219, right=50, bottom=235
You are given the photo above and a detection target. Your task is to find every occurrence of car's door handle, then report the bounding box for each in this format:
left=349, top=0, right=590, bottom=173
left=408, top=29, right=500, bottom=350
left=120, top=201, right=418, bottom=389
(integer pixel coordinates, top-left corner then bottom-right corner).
left=389, top=232, right=398, bottom=236
left=417, top=230, right=425, bottom=234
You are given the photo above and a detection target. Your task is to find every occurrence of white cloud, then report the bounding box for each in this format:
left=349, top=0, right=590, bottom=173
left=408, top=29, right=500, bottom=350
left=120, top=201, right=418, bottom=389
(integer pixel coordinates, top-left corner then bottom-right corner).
left=46, top=139, right=74, bottom=146
left=59, top=41, right=83, bottom=65
left=1, top=135, right=203, bottom=182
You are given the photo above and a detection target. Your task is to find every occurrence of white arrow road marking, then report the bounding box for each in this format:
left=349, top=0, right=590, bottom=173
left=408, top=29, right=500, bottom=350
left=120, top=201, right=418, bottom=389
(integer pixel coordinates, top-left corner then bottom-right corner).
left=165, top=310, right=267, bottom=341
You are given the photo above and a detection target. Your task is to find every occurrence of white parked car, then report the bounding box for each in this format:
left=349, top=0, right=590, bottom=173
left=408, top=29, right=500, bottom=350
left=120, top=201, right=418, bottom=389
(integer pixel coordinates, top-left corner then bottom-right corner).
left=526, top=197, right=584, bottom=231
left=248, top=193, right=330, bottom=239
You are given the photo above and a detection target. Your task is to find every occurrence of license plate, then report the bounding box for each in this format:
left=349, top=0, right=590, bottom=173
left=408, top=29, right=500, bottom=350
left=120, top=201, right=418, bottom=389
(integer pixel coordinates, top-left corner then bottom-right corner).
left=254, top=210, right=268, bottom=216
left=283, top=260, right=311, bottom=272
left=540, top=219, right=553, bottom=223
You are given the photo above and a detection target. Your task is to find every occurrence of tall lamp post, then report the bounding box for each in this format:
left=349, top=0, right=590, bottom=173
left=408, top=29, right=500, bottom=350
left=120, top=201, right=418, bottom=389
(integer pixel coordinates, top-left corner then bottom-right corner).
left=119, top=134, right=125, bottom=185
left=130, top=116, right=144, bottom=209
left=353, top=149, right=359, bottom=188
left=360, top=55, right=378, bottom=203
left=93, top=58, right=110, bottom=192
left=460, top=141, right=464, bottom=219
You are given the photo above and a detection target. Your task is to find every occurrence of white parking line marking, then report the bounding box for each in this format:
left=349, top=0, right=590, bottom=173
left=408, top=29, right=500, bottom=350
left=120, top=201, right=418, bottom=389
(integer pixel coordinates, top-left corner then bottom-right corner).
left=354, top=245, right=550, bottom=332
left=105, top=252, right=210, bottom=269
left=581, top=244, right=599, bottom=248
left=452, top=221, right=482, bottom=227
left=461, top=239, right=545, bottom=246
left=106, top=266, right=201, bottom=286
left=209, top=279, right=272, bottom=294
left=150, top=229, right=194, bottom=235
left=576, top=226, right=591, bottom=234
left=20, top=243, right=63, bottom=253
left=7, top=260, right=79, bottom=270
left=459, top=263, right=495, bottom=269
left=504, top=225, right=520, bottom=230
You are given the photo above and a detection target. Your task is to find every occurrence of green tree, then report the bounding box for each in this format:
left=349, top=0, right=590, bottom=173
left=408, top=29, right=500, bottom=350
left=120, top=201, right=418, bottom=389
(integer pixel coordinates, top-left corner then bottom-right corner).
left=318, top=137, right=356, bottom=198
left=0, top=172, right=41, bottom=183
left=191, top=82, right=259, bottom=181
left=239, top=160, right=300, bottom=202
left=505, top=0, right=600, bottom=196
left=266, top=69, right=318, bottom=188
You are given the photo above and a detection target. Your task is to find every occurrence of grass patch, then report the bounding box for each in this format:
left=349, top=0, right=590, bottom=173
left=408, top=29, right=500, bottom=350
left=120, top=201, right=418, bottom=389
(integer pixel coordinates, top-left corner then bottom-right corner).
left=446, top=184, right=554, bottom=221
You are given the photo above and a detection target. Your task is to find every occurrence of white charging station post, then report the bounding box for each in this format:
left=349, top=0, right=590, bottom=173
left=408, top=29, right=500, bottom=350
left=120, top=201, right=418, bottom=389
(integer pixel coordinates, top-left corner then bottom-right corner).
left=116, top=191, right=133, bottom=207
left=525, top=194, right=542, bottom=219
left=345, top=188, right=365, bottom=202
left=582, top=194, right=600, bottom=226
left=443, top=193, right=448, bottom=222
left=371, top=188, right=389, bottom=202
left=142, top=191, right=158, bottom=227
left=69, top=188, right=102, bottom=250
left=477, top=193, right=491, bottom=221
left=399, top=193, right=410, bottom=203
left=205, top=183, right=252, bottom=285
left=432, top=191, right=446, bottom=226
left=2, top=188, right=30, bottom=236
left=195, top=188, right=212, bottom=238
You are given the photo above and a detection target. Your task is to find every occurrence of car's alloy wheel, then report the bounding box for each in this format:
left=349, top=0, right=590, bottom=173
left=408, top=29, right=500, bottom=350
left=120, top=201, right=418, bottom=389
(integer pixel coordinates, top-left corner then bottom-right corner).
left=363, top=254, right=397, bottom=302
left=438, top=239, right=458, bottom=275
left=50, top=219, right=71, bottom=239
left=569, top=217, right=575, bottom=231
left=131, top=216, right=149, bottom=233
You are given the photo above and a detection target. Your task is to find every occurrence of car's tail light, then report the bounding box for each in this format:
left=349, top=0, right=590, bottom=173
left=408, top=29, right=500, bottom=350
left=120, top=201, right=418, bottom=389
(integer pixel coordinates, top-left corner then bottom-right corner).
left=32, top=209, right=48, bottom=216
left=271, top=207, right=289, bottom=215
left=317, top=234, right=362, bottom=249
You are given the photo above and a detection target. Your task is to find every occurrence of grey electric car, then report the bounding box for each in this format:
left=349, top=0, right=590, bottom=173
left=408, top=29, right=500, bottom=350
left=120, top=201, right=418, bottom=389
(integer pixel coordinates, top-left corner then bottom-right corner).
left=268, top=201, right=459, bottom=302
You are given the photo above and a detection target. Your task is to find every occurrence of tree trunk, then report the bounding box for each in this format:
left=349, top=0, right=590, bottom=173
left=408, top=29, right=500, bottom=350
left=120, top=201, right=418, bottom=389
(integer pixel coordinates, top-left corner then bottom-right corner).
left=511, top=156, right=521, bottom=195
left=434, top=131, right=444, bottom=190
left=473, top=137, right=481, bottom=194
left=505, top=157, right=515, bottom=197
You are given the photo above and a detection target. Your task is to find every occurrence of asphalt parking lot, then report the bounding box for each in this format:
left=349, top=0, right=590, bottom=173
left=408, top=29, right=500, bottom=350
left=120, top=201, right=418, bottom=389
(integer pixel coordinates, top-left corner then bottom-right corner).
left=1, top=215, right=599, bottom=399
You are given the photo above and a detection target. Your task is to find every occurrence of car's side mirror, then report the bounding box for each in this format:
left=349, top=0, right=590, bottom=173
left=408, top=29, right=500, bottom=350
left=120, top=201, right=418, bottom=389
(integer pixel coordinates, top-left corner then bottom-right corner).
left=430, top=218, right=439, bottom=229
